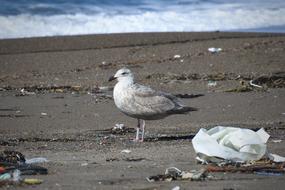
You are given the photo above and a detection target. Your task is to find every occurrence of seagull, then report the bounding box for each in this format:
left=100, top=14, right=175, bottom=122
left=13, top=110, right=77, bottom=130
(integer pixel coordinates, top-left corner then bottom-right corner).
left=108, top=68, right=197, bottom=142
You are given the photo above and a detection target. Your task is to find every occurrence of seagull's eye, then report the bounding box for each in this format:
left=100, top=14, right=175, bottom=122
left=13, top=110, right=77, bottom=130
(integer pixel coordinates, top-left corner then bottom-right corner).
left=122, top=72, right=128, bottom=75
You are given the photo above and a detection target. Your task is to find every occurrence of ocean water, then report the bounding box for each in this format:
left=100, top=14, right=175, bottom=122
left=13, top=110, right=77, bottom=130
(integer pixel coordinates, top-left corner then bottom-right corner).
left=0, top=0, right=284, bottom=39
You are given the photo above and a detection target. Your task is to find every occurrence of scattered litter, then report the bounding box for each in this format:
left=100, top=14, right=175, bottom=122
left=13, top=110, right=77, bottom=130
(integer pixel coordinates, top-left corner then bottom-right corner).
left=192, top=126, right=269, bottom=163
left=113, top=123, right=125, bottom=131
left=250, top=72, right=285, bottom=88
left=172, top=186, right=180, bottom=190
left=0, top=150, right=47, bottom=187
left=272, top=139, right=282, bottom=143
left=192, top=125, right=285, bottom=175
left=208, top=47, right=222, bottom=53
left=249, top=80, right=263, bottom=88
left=268, top=153, right=285, bottom=162
left=19, top=89, right=36, bottom=96
left=207, top=81, right=217, bottom=87
left=41, top=112, right=48, bottom=116
left=0, top=150, right=26, bottom=164
left=81, top=163, right=88, bottom=166
left=173, top=55, right=181, bottom=59
left=147, top=167, right=212, bottom=182
left=95, top=125, right=135, bottom=135
left=25, top=157, right=48, bottom=164
left=23, top=178, right=43, bottom=185
left=0, top=167, right=5, bottom=174
left=0, top=173, right=11, bottom=180
left=121, top=149, right=131, bottom=154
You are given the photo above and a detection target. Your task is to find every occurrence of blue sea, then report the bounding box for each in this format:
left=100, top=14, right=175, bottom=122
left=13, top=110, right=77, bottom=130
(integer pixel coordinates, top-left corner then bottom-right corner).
left=0, top=0, right=285, bottom=39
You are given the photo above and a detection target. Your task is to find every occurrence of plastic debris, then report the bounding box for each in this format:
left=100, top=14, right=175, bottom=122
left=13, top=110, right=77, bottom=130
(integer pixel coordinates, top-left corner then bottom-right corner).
left=147, top=167, right=211, bottom=182
left=207, top=81, right=217, bottom=87
left=41, top=112, right=48, bottom=116
left=193, top=126, right=285, bottom=165
left=0, top=173, right=11, bottom=180
left=272, top=139, right=282, bottom=143
left=250, top=72, right=285, bottom=88
left=192, top=126, right=269, bottom=163
left=81, top=163, right=88, bottom=166
left=268, top=153, right=285, bottom=162
left=20, top=89, right=36, bottom=95
left=121, top=149, right=131, bottom=154
left=0, top=150, right=48, bottom=187
left=0, top=167, right=5, bottom=174
left=249, top=80, right=263, bottom=88
left=172, top=186, right=180, bottom=190
left=0, top=150, right=26, bottom=164
left=113, top=123, right=125, bottom=131
left=173, top=55, right=181, bottom=59
left=25, top=157, right=48, bottom=164
left=23, top=178, right=43, bottom=185
left=208, top=47, right=222, bottom=53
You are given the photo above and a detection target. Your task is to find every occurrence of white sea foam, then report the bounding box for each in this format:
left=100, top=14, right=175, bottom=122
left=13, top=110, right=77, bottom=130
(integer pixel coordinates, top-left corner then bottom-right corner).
left=0, top=1, right=285, bottom=39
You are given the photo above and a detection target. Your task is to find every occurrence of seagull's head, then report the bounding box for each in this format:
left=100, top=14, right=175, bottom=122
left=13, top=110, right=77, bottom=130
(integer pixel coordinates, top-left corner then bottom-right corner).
left=108, top=67, right=134, bottom=83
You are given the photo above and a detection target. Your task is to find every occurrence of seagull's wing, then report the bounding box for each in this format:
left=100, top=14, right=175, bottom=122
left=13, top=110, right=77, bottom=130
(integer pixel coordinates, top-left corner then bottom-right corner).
left=130, top=83, right=182, bottom=114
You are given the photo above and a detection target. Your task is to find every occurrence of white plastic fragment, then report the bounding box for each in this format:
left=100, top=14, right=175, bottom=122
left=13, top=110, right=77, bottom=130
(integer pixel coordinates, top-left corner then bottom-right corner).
left=12, top=169, right=21, bottom=182
left=207, top=81, right=217, bottom=87
left=272, top=139, right=282, bottom=143
left=172, top=186, right=180, bottom=190
left=268, top=153, right=285, bottom=162
left=41, top=112, right=48, bottom=116
left=249, top=80, right=263, bottom=88
left=121, top=149, right=131, bottom=154
left=25, top=157, right=48, bottom=164
left=113, top=123, right=125, bottom=130
left=81, top=162, right=88, bottom=166
left=208, top=47, right=222, bottom=53
left=165, top=167, right=182, bottom=175
left=173, top=55, right=181, bottom=59
left=20, top=88, right=36, bottom=95
left=192, top=126, right=269, bottom=163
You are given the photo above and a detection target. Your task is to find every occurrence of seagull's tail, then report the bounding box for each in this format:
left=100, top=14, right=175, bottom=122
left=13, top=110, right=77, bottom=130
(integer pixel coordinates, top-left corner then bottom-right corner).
left=168, top=106, right=198, bottom=115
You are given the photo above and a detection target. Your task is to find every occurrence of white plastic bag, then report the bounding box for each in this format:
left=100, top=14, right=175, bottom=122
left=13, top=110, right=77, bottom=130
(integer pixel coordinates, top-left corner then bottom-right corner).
left=192, top=126, right=270, bottom=163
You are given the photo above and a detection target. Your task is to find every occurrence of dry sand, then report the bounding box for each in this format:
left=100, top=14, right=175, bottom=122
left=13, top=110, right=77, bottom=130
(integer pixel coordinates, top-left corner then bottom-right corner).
left=0, top=32, right=285, bottom=189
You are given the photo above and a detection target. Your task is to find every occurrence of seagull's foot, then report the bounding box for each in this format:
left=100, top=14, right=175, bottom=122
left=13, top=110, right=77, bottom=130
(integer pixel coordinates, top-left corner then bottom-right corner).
left=131, top=137, right=144, bottom=143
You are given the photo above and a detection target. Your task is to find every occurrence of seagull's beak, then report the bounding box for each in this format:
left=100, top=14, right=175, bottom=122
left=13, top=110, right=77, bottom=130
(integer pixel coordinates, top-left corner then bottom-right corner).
left=108, top=75, right=116, bottom=82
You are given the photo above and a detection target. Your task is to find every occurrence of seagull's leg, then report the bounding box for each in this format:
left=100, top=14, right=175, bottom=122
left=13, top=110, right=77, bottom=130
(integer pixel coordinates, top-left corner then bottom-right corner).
left=140, top=120, right=146, bottom=142
left=135, top=119, right=141, bottom=141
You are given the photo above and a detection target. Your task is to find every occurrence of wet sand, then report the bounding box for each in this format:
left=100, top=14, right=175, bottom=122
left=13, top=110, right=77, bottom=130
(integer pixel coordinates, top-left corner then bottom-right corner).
left=0, top=32, right=285, bottom=189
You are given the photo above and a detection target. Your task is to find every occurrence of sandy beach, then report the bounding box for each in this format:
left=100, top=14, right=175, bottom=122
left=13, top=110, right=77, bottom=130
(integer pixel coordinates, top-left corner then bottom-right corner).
left=0, top=32, right=285, bottom=189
